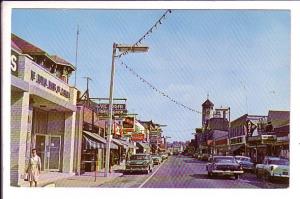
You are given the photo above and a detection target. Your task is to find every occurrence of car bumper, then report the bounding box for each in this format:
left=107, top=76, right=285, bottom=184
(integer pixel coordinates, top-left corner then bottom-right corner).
left=211, top=170, right=244, bottom=175
left=125, top=166, right=149, bottom=171
left=272, top=173, right=289, bottom=178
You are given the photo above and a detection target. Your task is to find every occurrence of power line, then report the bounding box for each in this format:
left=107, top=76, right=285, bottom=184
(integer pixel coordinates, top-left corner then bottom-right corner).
left=119, top=60, right=202, bottom=115
left=117, top=9, right=172, bottom=58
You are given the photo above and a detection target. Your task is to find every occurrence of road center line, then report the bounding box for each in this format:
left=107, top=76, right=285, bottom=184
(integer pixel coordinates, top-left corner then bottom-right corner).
left=138, top=159, right=166, bottom=188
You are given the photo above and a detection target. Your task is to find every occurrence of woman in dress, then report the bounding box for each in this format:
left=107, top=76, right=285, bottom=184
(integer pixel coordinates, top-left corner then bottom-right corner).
left=27, top=148, right=41, bottom=187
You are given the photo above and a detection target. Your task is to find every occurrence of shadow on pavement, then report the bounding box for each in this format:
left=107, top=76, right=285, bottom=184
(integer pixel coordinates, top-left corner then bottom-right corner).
left=183, top=159, right=206, bottom=164
left=190, top=174, right=237, bottom=180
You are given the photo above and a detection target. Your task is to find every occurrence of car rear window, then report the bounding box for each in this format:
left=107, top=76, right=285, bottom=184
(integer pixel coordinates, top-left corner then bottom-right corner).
left=130, top=155, right=148, bottom=160
left=214, top=157, right=235, bottom=163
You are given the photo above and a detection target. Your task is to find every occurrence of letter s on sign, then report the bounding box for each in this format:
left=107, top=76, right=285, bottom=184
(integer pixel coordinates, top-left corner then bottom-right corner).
left=11, top=54, right=17, bottom=72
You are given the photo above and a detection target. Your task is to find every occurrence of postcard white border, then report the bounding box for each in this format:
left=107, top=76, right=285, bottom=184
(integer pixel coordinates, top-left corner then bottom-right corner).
left=2, top=1, right=300, bottom=199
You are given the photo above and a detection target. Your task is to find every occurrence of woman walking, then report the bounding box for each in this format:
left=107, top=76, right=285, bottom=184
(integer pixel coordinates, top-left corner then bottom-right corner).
left=27, top=148, right=41, bottom=187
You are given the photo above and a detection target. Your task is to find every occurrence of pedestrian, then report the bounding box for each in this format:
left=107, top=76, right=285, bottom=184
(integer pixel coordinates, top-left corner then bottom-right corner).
left=26, top=148, right=41, bottom=187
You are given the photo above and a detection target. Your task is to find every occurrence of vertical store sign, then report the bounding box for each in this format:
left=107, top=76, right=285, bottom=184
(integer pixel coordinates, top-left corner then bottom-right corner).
left=11, top=50, right=18, bottom=76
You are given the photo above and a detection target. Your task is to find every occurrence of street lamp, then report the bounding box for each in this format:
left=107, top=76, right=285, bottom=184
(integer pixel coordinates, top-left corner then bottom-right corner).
left=105, top=43, right=149, bottom=177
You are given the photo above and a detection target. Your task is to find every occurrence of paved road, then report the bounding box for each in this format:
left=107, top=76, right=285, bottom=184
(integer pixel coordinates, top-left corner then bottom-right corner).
left=99, top=155, right=289, bottom=188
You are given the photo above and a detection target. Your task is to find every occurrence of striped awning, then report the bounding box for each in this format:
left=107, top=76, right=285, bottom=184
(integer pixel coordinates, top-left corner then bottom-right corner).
left=83, top=131, right=106, bottom=149
left=137, top=142, right=150, bottom=150
left=120, top=140, right=138, bottom=149
left=112, top=138, right=127, bottom=148
left=83, top=131, right=118, bottom=149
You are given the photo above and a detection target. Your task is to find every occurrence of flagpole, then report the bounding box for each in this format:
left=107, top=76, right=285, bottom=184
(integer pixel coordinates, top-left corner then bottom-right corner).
left=75, top=25, right=79, bottom=87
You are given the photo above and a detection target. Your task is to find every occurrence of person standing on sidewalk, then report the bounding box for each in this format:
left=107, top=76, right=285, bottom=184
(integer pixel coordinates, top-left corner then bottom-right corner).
left=26, top=148, right=41, bottom=187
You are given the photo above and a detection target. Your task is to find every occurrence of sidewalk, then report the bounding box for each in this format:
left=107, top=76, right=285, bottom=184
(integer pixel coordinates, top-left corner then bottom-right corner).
left=48, top=164, right=125, bottom=187
left=19, top=163, right=125, bottom=187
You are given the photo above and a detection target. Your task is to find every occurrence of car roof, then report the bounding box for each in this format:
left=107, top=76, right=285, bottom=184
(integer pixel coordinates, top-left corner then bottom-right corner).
left=235, top=156, right=250, bottom=158
left=265, top=156, right=282, bottom=160
left=213, top=156, right=234, bottom=158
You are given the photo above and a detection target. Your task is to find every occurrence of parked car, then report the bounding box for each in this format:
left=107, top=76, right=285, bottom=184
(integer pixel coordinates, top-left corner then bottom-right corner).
left=206, top=156, right=244, bottom=179
left=235, top=156, right=255, bottom=172
left=160, top=152, right=168, bottom=161
left=256, top=156, right=289, bottom=182
left=125, top=154, right=153, bottom=174
left=152, top=154, right=162, bottom=165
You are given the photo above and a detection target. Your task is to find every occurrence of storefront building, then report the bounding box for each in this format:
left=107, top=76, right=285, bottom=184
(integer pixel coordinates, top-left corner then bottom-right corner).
left=229, top=114, right=267, bottom=157
left=11, top=34, right=77, bottom=186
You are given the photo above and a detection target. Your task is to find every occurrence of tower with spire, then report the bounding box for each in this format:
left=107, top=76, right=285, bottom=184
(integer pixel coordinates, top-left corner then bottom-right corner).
left=202, top=94, right=214, bottom=128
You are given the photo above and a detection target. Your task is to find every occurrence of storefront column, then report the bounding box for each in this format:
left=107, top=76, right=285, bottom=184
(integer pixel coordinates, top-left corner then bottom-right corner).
left=62, top=111, right=76, bottom=173
left=74, top=106, right=84, bottom=175
left=11, top=91, right=30, bottom=186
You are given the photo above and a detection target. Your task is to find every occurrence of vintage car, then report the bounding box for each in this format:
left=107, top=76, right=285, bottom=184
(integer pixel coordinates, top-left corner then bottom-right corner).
left=160, top=152, right=168, bottom=161
left=125, top=154, right=154, bottom=174
left=206, top=156, right=244, bottom=179
left=256, top=156, right=289, bottom=181
left=152, top=154, right=162, bottom=165
left=235, top=156, right=255, bottom=172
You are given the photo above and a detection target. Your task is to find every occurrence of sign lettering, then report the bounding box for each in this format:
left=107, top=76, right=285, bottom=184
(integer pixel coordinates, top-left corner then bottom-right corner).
left=11, top=51, right=18, bottom=76
left=30, top=70, right=70, bottom=99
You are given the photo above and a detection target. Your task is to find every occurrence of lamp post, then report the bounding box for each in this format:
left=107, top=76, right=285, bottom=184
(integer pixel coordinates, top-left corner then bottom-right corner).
left=105, top=43, right=149, bottom=177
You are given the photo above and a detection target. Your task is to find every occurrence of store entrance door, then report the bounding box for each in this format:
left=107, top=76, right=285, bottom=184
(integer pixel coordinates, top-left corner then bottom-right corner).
left=48, top=135, right=61, bottom=171
left=36, top=134, right=46, bottom=171
left=35, top=134, right=61, bottom=171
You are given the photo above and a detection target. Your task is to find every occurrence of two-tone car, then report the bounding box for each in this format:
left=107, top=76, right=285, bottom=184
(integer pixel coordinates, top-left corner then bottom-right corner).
left=206, top=156, right=244, bottom=179
left=256, top=156, right=289, bottom=182
left=160, top=152, right=168, bottom=161
left=151, top=154, right=162, bottom=165
left=125, top=154, right=154, bottom=174
left=235, top=156, right=255, bottom=173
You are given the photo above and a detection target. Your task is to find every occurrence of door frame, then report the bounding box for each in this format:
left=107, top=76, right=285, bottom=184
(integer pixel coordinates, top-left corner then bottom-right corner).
left=48, top=135, right=62, bottom=172
left=35, top=134, right=47, bottom=171
left=35, top=134, right=62, bottom=171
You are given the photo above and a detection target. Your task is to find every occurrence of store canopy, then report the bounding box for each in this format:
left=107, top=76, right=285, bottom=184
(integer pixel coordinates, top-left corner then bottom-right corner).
left=112, top=138, right=128, bottom=148
left=120, top=140, right=138, bottom=149
left=83, top=131, right=118, bottom=149
left=230, top=144, right=244, bottom=152
left=137, top=142, right=151, bottom=150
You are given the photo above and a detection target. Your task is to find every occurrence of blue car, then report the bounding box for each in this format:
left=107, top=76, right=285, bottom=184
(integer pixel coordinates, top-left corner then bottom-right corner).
left=235, top=156, right=255, bottom=173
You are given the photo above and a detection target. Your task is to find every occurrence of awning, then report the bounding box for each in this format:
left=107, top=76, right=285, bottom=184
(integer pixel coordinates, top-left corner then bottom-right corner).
left=137, top=142, right=151, bottom=150
left=112, top=138, right=128, bottom=148
left=83, top=131, right=118, bottom=149
left=230, top=144, right=244, bottom=152
left=83, top=131, right=105, bottom=149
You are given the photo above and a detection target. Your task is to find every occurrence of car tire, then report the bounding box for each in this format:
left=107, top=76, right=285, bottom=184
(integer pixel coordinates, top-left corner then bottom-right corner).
left=256, top=170, right=261, bottom=179
left=146, top=167, right=150, bottom=174
left=234, top=174, right=239, bottom=180
left=208, top=171, right=212, bottom=178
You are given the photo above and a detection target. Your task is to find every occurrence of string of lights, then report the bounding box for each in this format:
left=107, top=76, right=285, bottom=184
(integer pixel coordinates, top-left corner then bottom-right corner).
left=116, top=9, right=172, bottom=58
left=119, top=60, right=202, bottom=115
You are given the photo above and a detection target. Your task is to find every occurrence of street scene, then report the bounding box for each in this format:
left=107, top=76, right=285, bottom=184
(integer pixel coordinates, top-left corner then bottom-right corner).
left=9, top=8, right=290, bottom=189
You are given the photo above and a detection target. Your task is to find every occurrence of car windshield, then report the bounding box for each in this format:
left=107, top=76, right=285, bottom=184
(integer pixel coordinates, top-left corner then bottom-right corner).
left=130, top=155, right=148, bottom=160
left=214, top=157, right=235, bottom=163
left=237, top=157, right=251, bottom=162
left=152, top=155, right=160, bottom=158
left=269, top=159, right=289, bottom=165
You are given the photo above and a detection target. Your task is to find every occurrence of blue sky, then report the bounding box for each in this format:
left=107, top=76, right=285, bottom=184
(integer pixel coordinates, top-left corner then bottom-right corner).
left=12, top=9, right=290, bottom=142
